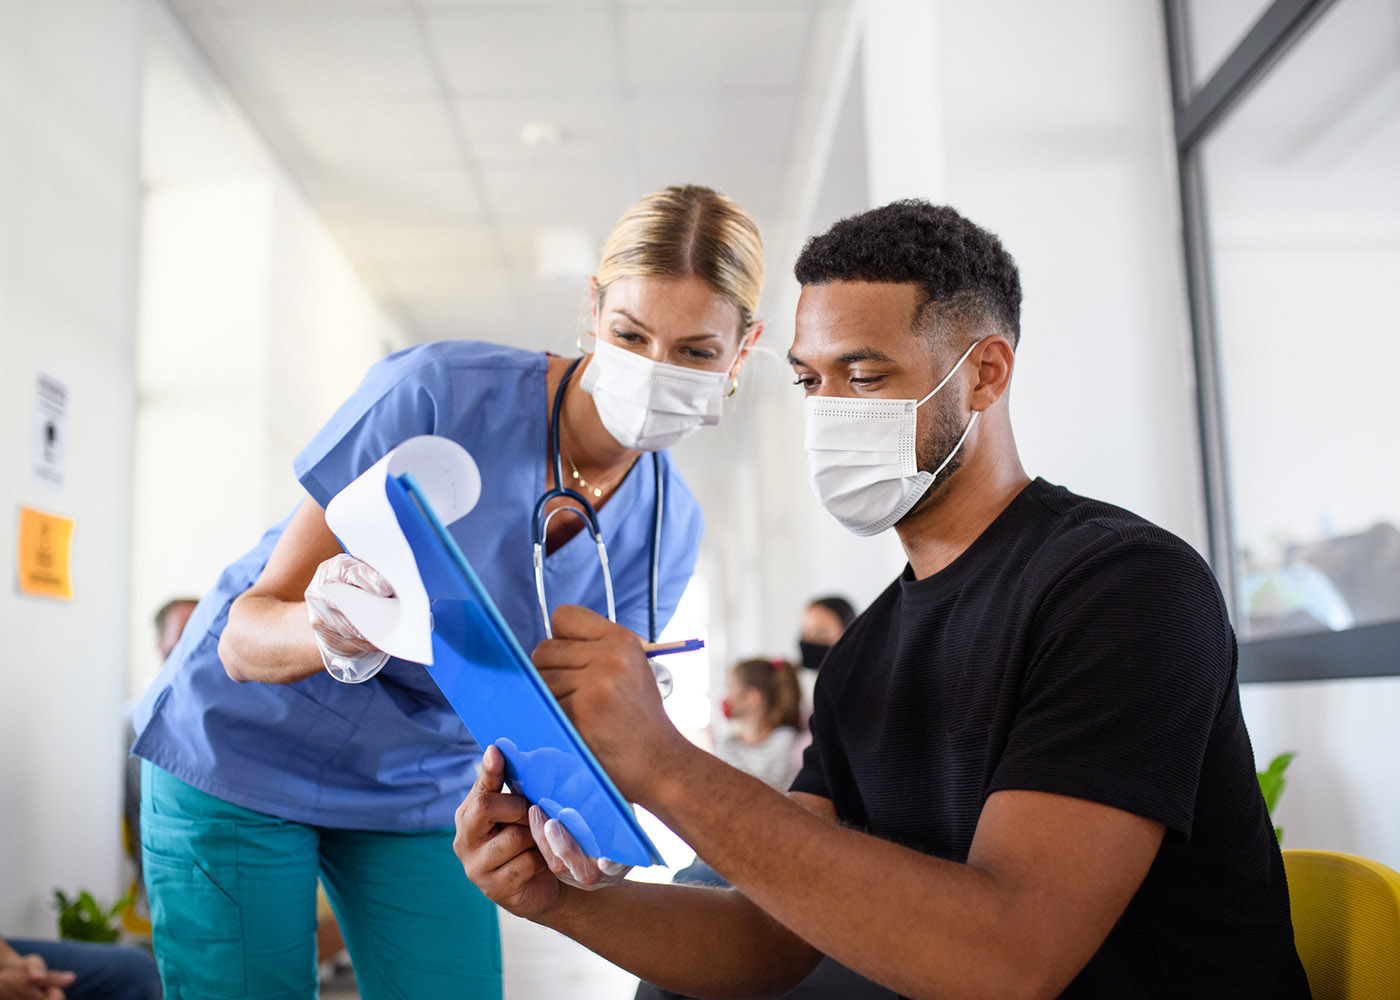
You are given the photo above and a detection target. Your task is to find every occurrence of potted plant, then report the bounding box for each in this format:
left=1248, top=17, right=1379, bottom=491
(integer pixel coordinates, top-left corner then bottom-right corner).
left=52, top=887, right=134, bottom=944
left=1257, top=751, right=1296, bottom=844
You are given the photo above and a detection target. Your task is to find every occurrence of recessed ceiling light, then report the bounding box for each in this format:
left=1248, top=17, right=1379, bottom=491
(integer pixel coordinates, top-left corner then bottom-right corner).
left=521, top=121, right=565, bottom=147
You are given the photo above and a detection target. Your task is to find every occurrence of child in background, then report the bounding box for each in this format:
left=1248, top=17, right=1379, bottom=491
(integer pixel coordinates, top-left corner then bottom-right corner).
left=715, top=658, right=803, bottom=791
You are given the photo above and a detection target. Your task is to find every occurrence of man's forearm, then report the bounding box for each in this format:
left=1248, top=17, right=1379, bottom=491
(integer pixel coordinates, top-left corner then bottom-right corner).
left=540, top=878, right=819, bottom=998
left=642, top=750, right=1037, bottom=1000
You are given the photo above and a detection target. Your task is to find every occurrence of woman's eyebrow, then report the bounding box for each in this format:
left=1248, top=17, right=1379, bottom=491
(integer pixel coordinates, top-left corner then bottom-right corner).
left=610, top=307, right=654, bottom=333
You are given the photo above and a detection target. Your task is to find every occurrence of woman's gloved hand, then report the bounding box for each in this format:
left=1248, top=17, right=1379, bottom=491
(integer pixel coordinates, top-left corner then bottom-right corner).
left=527, top=803, right=632, bottom=890
left=305, top=553, right=394, bottom=683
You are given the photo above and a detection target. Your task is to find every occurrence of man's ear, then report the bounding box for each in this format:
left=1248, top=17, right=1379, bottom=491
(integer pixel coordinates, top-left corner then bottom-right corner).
left=970, top=335, right=1015, bottom=411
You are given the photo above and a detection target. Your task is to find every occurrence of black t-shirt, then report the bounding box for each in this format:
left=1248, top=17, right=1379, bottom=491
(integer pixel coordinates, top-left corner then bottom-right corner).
left=792, top=479, right=1308, bottom=999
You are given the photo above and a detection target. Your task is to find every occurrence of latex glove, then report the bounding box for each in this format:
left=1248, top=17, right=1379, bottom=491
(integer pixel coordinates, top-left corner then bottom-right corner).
left=306, top=553, right=394, bottom=683
left=528, top=803, right=632, bottom=890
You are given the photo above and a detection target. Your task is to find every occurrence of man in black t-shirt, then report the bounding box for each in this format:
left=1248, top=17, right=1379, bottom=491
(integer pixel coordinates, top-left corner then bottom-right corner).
left=455, top=202, right=1309, bottom=999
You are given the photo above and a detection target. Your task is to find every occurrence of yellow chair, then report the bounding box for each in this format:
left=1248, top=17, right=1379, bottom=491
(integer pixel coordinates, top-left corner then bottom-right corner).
left=1282, top=849, right=1400, bottom=999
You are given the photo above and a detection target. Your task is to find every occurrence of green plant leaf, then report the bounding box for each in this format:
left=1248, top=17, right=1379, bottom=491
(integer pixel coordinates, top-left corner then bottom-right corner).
left=52, top=887, right=125, bottom=943
left=1257, top=751, right=1296, bottom=815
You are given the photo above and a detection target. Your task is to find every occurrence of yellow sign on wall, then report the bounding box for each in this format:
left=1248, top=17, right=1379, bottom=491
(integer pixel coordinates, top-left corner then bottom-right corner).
left=17, top=506, right=74, bottom=600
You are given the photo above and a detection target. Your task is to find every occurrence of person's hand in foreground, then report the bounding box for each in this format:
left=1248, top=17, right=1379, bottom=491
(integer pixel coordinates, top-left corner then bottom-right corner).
left=530, top=605, right=692, bottom=804
left=304, top=553, right=394, bottom=682
left=454, top=744, right=563, bottom=920
left=0, top=948, right=74, bottom=1000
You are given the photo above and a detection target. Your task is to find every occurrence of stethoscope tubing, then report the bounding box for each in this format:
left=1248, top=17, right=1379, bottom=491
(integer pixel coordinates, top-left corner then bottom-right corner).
left=532, top=355, right=661, bottom=643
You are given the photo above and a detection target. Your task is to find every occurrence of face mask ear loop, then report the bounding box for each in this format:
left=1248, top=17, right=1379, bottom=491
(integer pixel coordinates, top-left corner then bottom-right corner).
left=916, top=339, right=983, bottom=408
left=929, top=411, right=979, bottom=483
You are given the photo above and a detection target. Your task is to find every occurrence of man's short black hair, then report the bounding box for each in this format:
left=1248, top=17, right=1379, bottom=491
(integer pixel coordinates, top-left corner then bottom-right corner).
left=793, top=201, right=1022, bottom=347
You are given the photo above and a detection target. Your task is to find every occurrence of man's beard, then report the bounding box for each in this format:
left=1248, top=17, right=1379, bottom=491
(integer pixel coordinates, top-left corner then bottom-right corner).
left=896, top=391, right=969, bottom=526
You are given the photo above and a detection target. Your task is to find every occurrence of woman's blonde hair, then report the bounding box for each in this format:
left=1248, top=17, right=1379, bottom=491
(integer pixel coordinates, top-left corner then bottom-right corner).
left=596, top=185, right=763, bottom=330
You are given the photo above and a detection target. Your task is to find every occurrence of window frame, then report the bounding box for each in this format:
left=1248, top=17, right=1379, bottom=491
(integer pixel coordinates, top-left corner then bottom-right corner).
left=1162, top=0, right=1399, bottom=682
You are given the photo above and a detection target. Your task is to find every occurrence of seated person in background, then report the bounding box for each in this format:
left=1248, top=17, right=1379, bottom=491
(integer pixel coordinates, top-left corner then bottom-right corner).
left=714, top=658, right=803, bottom=791
left=665, top=658, right=805, bottom=893
left=796, top=596, right=855, bottom=674
left=456, top=200, right=1309, bottom=999
left=0, top=932, right=158, bottom=1000
left=122, top=598, right=200, bottom=934
left=791, top=594, right=856, bottom=777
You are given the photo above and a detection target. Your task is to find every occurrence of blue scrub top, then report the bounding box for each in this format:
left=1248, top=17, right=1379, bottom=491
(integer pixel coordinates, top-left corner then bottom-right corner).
left=133, top=341, right=704, bottom=831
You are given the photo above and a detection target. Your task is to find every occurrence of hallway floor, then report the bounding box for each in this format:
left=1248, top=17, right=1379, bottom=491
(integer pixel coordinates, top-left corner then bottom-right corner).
left=321, top=809, right=688, bottom=999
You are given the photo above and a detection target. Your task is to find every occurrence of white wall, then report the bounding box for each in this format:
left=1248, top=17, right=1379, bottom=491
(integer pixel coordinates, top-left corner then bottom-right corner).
left=694, top=0, right=1205, bottom=678
left=937, top=0, right=1205, bottom=546
left=1243, top=676, right=1400, bottom=869
left=0, top=0, right=406, bottom=935
left=127, top=1, right=406, bottom=692
left=0, top=0, right=143, bottom=935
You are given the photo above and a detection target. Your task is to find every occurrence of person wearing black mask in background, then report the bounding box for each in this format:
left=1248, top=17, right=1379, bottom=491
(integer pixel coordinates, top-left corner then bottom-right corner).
left=798, top=595, right=856, bottom=673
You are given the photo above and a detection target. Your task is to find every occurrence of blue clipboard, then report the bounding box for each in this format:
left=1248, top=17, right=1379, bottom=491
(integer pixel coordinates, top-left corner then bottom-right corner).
left=385, top=471, right=664, bottom=868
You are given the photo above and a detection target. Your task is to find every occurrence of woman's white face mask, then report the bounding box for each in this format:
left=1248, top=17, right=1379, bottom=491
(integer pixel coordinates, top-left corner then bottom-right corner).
left=804, top=340, right=981, bottom=536
left=581, top=338, right=731, bottom=451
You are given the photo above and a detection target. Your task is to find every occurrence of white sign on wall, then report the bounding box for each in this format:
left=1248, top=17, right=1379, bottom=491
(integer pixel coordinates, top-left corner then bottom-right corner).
left=32, top=371, right=69, bottom=489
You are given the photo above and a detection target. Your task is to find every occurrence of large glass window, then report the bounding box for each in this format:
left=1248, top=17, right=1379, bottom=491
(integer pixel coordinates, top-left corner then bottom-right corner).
left=1202, top=0, right=1400, bottom=641
left=1185, top=0, right=1276, bottom=86
left=1166, top=0, right=1400, bottom=678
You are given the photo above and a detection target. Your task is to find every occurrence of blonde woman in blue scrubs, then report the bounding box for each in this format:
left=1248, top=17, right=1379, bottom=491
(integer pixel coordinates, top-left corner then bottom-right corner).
left=131, top=185, right=764, bottom=999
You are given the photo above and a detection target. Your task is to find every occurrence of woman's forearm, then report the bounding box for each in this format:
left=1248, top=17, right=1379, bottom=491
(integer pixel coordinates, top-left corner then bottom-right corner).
left=218, top=592, right=325, bottom=684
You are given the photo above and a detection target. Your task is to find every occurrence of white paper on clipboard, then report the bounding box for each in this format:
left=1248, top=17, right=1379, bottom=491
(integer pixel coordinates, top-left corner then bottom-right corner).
left=322, top=435, right=481, bottom=665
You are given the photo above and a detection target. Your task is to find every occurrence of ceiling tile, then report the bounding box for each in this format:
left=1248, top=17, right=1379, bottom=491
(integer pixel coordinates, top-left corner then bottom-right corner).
left=271, top=98, right=462, bottom=167
left=303, top=165, right=483, bottom=225
left=631, top=91, right=797, bottom=164
left=481, top=162, right=633, bottom=232
left=622, top=4, right=811, bottom=93
left=634, top=155, right=787, bottom=220
left=330, top=220, right=502, bottom=270
left=425, top=6, right=618, bottom=97
left=210, top=7, right=439, bottom=98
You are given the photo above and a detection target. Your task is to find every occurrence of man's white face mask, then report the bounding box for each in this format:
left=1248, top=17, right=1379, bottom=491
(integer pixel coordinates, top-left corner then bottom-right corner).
left=803, top=340, right=981, bottom=536
left=581, top=338, right=731, bottom=451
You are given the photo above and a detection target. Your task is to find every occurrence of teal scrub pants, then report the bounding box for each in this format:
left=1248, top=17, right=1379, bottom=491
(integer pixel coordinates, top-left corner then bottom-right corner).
left=140, top=762, right=501, bottom=1000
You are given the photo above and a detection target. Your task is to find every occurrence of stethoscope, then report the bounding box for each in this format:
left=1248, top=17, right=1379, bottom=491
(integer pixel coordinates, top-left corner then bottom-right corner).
left=531, top=356, right=665, bottom=649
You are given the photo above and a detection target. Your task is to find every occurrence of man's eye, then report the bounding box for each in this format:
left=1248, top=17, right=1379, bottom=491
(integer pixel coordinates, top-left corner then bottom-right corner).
left=793, top=375, right=818, bottom=390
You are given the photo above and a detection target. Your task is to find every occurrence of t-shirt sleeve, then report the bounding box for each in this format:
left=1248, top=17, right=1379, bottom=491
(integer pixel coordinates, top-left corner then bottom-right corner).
left=294, top=349, right=451, bottom=508
left=988, top=536, right=1234, bottom=840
